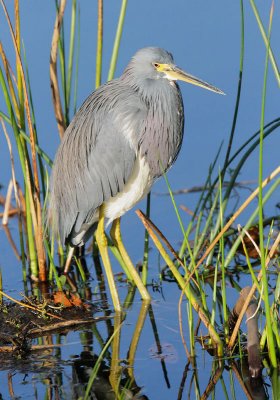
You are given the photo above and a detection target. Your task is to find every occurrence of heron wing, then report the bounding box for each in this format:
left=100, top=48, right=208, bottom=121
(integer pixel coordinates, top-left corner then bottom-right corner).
left=51, top=80, right=146, bottom=245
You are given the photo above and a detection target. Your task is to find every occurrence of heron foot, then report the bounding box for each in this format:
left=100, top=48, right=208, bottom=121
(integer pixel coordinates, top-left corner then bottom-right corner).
left=110, top=218, right=151, bottom=302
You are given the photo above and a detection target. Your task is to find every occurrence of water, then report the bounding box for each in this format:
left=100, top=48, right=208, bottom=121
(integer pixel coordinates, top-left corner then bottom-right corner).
left=0, top=244, right=276, bottom=399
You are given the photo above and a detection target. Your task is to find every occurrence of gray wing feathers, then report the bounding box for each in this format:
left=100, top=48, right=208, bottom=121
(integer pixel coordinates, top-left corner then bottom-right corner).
left=50, top=81, right=144, bottom=245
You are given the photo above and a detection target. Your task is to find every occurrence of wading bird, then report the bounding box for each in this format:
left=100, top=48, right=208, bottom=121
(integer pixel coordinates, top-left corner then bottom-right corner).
left=49, top=47, right=224, bottom=311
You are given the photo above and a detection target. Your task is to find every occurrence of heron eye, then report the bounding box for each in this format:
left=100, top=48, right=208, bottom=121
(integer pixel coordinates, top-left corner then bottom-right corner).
left=153, top=62, right=160, bottom=68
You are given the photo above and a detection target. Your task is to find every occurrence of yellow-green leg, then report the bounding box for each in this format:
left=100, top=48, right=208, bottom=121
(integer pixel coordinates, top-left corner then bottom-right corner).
left=127, top=301, right=149, bottom=378
left=96, top=205, right=121, bottom=311
left=64, top=246, right=74, bottom=273
left=109, top=313, right=122, bottom=396
left=110, top=217, right=151, bottom=302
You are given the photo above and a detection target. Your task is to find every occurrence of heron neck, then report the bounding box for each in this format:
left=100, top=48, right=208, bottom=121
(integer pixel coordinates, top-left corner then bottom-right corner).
left=138, top=80, right=184, bottom=178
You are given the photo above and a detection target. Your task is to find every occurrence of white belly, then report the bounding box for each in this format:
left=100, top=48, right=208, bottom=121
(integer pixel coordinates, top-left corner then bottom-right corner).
left=104, top=154, right=153, bottom=225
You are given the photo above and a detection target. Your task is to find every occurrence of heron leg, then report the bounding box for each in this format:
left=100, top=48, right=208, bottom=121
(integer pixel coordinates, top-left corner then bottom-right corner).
left=110, top=218, right=151, bottom=302
left=64, top=246, right=75, bottom=273
left=96, top=205, right=121, bottom=311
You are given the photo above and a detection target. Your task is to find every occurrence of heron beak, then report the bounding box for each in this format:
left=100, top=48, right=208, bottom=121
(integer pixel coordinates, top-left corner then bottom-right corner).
left=158, top=63, right=225, bottom=95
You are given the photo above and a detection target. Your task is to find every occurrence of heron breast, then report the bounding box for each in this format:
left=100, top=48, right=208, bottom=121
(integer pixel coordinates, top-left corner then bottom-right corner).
left=104, top=154, right=153, bottom=225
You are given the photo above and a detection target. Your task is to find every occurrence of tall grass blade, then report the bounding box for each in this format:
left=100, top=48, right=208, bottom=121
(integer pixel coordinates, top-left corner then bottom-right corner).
left=66, top=0, right=77, bottom=116
left=56, top=0, right=67, bottom=124
left=222, top=0, right=244, bottom=183
left=1, top=0, right=47, bottom=277
left=257, top=2, right=277, bottom=367
left=73, top=5, right=80, bottom=114
left=249, top=0, right=280, bottom=87
left=107, top=0, right=128, bottom=81
left=15, top=0, right=24, bottom=125
left=0, top=42, right=20, bottom=121
left=0, top=65, right=39, bottom=275
left=50, top=0, right=67, bottom=138
left=95, top=0, right=103, bottom=88
left=218, top=171, right=228, bottom=338
left=22, top=45, right=47, bottom=199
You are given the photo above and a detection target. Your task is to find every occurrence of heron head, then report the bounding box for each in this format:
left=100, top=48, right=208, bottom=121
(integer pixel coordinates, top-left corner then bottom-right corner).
left=127, top=47, right=174, bottom=82
left=126, top=47, right=224, bottom=95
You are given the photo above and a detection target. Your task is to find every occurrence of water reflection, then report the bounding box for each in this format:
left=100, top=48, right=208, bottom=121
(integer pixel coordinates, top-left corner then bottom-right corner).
left=0, top=289, right=278, bottom=399
left=68, top=301, right=151, bottom=399
left=0, top=250, right=279, bottom=399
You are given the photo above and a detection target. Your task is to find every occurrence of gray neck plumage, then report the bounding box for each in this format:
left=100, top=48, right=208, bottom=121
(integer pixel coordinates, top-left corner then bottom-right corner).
left=137, top=79, right=185, bottom=179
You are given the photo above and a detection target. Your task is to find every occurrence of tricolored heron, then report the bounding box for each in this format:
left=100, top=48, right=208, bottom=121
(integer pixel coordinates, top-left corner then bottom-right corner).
left=49, top=47, right=224, bottom=310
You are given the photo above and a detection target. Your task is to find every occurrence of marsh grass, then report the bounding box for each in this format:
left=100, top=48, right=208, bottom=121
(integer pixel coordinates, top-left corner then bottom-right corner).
left=140, top=0, right=280, bottom=373
left=0, top=0, right=46, bottom=280
left=0, top=0, right=279, bottom=398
